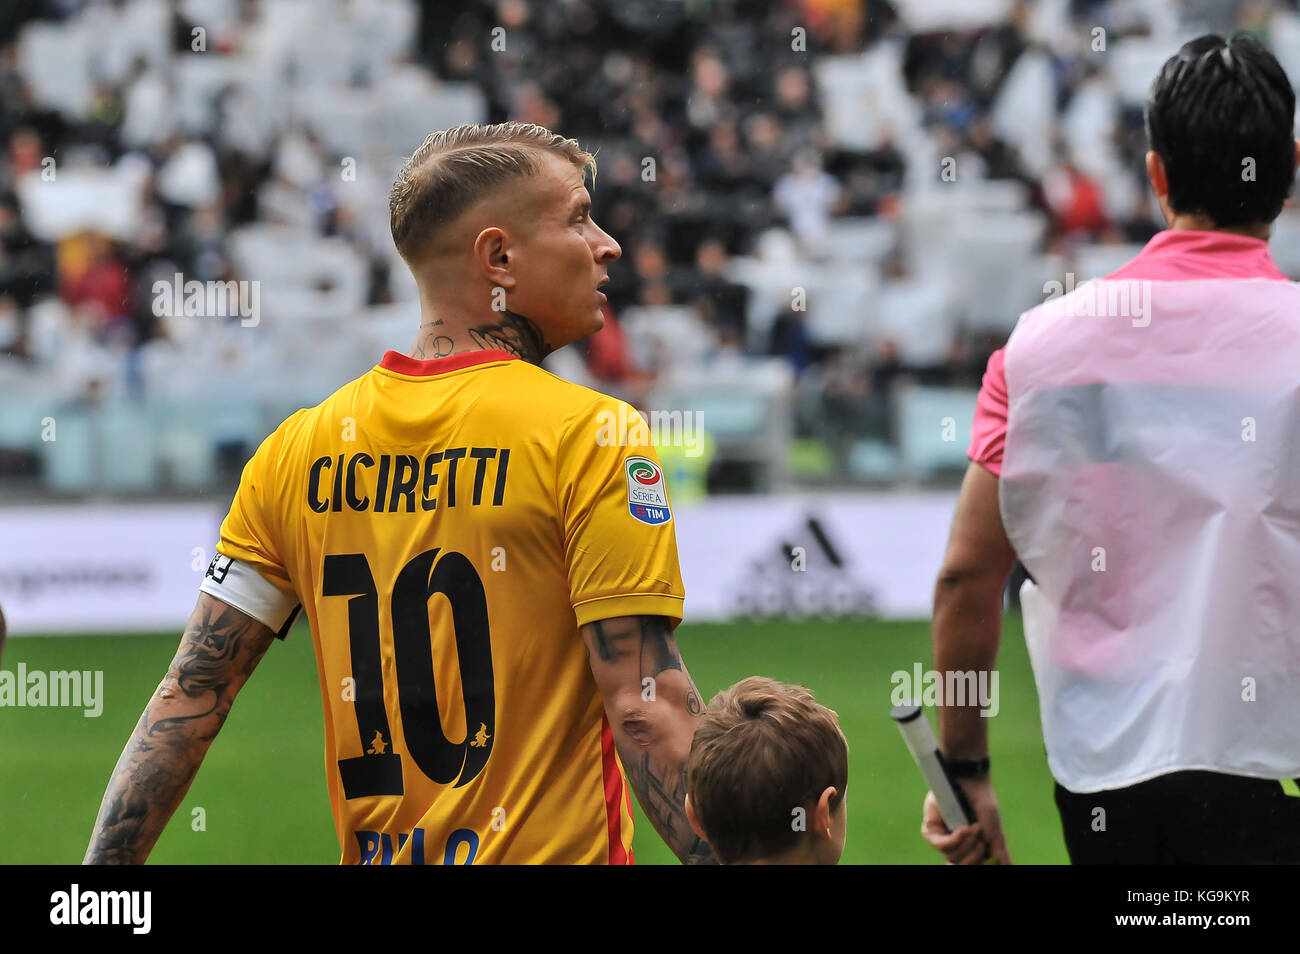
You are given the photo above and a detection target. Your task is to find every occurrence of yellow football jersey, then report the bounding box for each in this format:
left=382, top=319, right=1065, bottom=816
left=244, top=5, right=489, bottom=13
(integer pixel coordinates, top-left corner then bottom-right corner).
left=213, top=349, right=685, bottom=864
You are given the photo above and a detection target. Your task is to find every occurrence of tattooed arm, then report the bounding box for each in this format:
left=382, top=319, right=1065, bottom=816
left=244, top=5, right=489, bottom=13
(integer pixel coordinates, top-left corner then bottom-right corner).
left=580, top=615, right=717, bottom=865
left=83, top=593, right=277, bottom=864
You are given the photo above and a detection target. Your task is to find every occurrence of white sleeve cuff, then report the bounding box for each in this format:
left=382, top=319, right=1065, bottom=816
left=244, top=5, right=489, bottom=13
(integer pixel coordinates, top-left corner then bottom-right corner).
left=199, top=552, right=301, bottom=638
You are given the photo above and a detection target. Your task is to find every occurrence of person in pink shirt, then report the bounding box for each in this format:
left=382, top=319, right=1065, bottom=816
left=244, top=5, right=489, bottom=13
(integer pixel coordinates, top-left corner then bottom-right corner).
left=922, top=33, right=1300, bottom=865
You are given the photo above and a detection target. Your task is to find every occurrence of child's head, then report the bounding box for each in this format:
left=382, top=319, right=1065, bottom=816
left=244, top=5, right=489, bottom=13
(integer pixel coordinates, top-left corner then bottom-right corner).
left=684, top=676, right=848, bottom=864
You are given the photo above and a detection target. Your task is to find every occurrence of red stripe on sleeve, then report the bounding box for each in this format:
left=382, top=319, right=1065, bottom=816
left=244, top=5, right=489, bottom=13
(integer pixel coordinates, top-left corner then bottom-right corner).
left=600, top=715, right=631, bottom=865
left=624, top=781, right=636, bottom=865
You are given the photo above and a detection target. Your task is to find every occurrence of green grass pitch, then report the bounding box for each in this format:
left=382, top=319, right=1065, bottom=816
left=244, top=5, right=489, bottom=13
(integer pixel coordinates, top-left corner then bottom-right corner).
left=0, top=612, right=1069, bottom=864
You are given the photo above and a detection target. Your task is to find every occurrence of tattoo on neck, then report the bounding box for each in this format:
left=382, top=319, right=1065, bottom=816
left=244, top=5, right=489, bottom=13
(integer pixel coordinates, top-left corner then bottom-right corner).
left=411, top=335, right=455, bottom=360
left=407, top=310, right=552, bottom=365
left=467, top=310, right=551, bottom=365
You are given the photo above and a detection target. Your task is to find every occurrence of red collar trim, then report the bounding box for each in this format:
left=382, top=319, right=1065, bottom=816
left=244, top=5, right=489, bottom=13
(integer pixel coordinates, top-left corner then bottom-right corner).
left=378, top=349, right=518, bottom=377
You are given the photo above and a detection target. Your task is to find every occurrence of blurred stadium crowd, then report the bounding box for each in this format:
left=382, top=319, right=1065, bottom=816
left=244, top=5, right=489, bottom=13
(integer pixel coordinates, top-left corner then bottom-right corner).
left=4, top=0, right=1300, bottom=494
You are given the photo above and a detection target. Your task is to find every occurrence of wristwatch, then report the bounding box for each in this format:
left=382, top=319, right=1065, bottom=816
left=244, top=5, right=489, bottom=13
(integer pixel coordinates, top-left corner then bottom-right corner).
left=941, top=753, right=990, bottom=779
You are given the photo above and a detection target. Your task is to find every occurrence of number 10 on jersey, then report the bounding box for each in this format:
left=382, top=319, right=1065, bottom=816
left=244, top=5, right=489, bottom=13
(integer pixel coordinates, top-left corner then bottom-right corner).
left=323, top=548, right=496, bottom=799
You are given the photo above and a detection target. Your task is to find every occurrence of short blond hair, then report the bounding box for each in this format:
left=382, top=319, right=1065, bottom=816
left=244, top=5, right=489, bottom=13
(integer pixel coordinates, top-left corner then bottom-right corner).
left=388, top=121, right=597, bottom=264
left=685, top=676, right=849, bottom=864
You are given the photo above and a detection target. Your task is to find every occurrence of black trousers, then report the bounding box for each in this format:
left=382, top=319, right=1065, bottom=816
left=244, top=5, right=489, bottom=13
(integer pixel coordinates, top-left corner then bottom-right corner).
left=1054, top=770, right=1300, bottom=864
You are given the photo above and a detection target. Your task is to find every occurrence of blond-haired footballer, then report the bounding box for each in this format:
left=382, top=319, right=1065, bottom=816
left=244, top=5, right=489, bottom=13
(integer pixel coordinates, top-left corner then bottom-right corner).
left=84, top=123, right=715, bottom=865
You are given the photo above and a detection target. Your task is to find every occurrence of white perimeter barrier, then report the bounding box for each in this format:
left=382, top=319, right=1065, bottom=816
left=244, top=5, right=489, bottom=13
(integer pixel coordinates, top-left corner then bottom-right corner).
left=0, top=504, right=223, bottom=635
left=673, top=493, right=956, bottom=622
left=0, top=493, right=958, bottom=634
